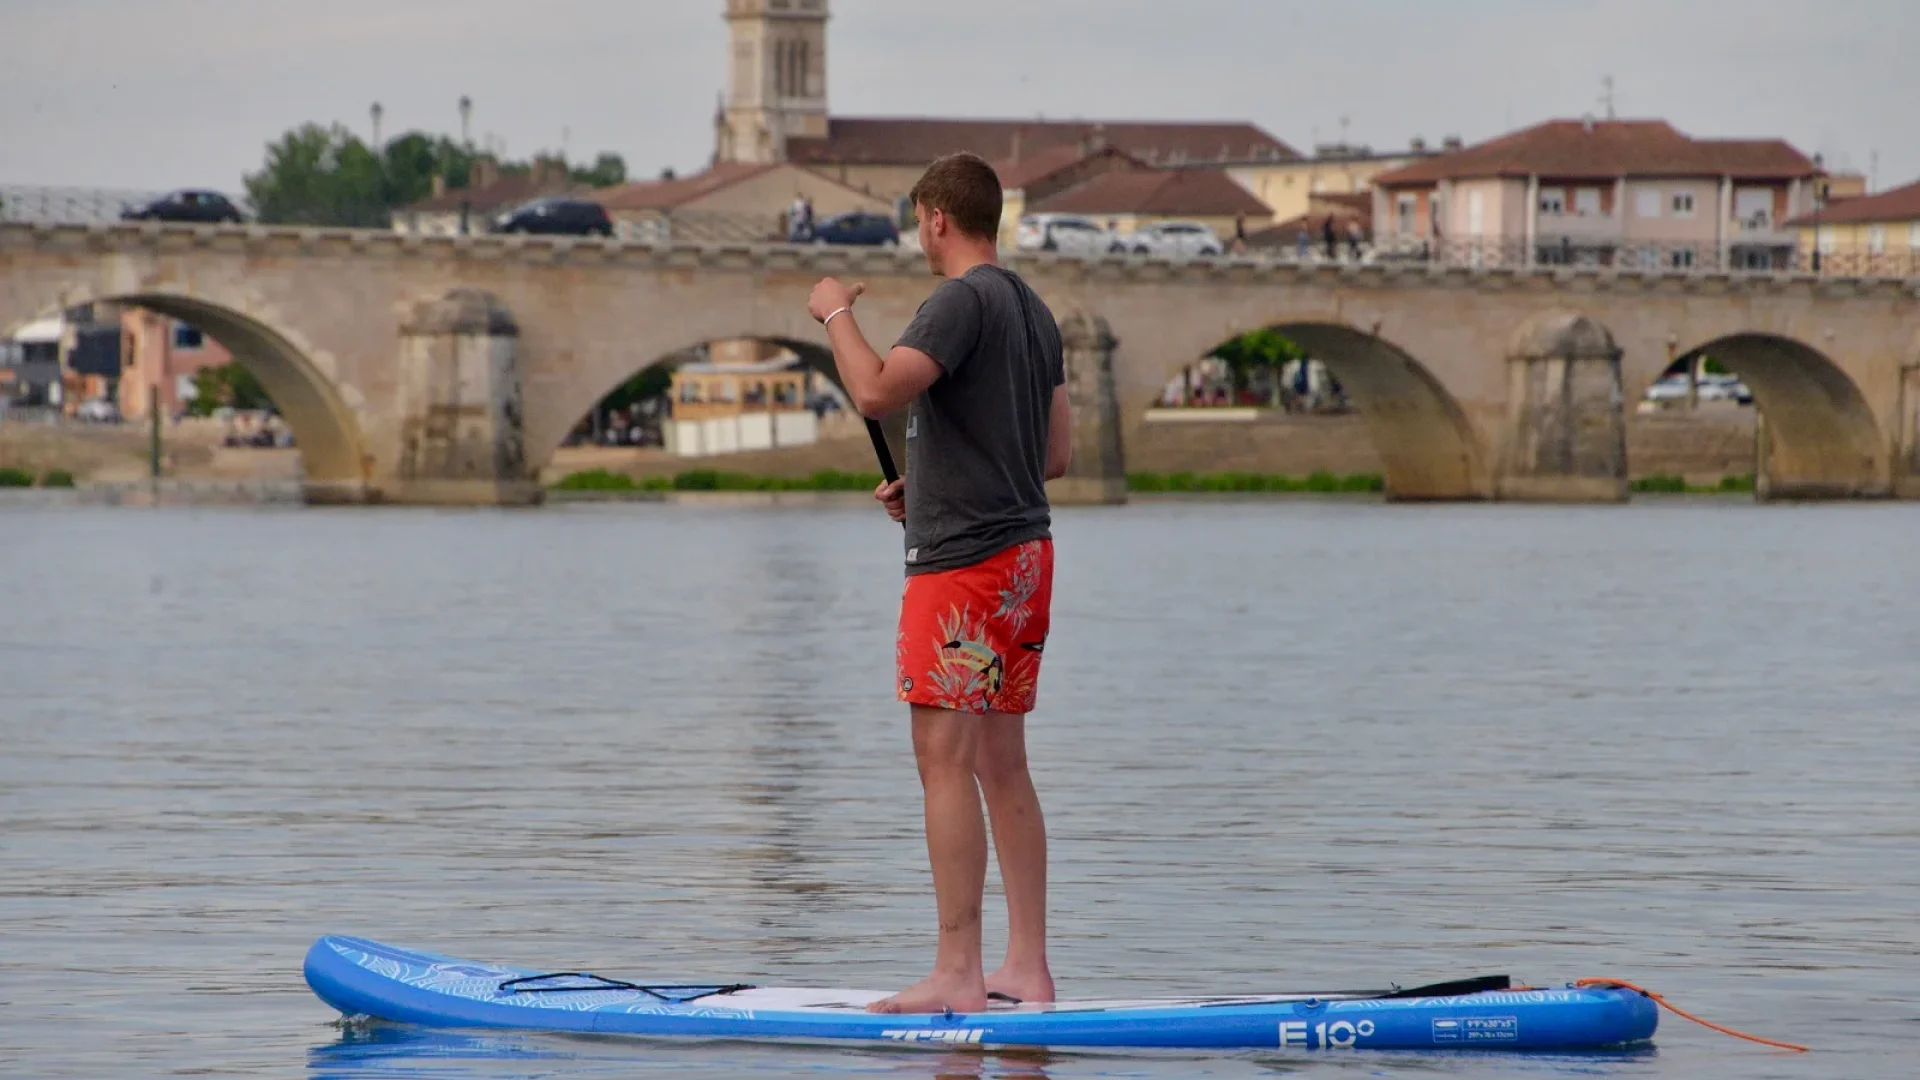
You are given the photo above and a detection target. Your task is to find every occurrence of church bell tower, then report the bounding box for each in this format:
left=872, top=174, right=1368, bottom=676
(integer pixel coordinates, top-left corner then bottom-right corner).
left=715, top=0, right=830, bottom=165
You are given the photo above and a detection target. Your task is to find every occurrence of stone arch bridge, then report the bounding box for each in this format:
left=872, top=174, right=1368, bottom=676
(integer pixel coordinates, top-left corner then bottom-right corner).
left=4, top=221, right=1918, bottom=504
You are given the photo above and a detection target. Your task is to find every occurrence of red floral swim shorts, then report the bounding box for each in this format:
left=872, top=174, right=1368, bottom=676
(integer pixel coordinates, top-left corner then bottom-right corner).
left=896, top=538, right=1054, bottom=715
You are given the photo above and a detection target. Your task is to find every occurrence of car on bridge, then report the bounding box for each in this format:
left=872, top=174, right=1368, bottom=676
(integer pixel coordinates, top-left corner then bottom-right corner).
left=120, top=190, right=245, bottom=225
left=809, top=211, right=899, bottom=247
left=1016, top=213, right=1127, bottom=257
left=1126, top=221, right=1225, bottom=258
left=493, top=198, right=614, bottom=237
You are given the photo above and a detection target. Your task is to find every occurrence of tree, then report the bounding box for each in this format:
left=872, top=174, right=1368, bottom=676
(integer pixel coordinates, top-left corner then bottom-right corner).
left=187, top=362, right=274, bottom=416
left=600, top=364, right=673, bottom=413
left=1210, top=329, right=1307, bottom=401
left=245, top=121, right=627, bottom=227
left=244, top=123, right=389, bottom=227
left=570, top=153, right=628, bottom=188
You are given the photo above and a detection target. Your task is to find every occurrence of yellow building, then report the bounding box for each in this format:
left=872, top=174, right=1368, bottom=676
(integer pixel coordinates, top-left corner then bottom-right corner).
left=1784, top=177, right=1920, bottom=276
left=1222, top=139, right=1448, bottom=224
left=664, top=355, right=821, bottom=458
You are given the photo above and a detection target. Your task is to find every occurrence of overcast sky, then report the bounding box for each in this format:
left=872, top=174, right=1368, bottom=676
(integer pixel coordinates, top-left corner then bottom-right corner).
left=4, top=0, right=1915, bottom=194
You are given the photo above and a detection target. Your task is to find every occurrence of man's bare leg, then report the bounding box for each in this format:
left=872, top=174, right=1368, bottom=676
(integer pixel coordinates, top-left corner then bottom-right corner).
left=869, top=706, right=990, bottom=1014
left=974, top=712, right=1055, bottom=1003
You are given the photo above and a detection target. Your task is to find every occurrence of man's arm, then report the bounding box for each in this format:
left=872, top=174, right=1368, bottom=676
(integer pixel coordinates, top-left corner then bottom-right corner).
left=1044, top=383, right=1072, bottom=480
left=826, top=316, right=944, bottom=419
left=807, top=277, right=945, bottom=418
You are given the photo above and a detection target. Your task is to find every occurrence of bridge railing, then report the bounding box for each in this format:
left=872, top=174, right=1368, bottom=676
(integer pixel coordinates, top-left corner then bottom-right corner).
left=0, top=185, right=170, bottom=225
left=1330, top=236, right=1920, bottom=278
left=7, top=200, right=1918, bottom=280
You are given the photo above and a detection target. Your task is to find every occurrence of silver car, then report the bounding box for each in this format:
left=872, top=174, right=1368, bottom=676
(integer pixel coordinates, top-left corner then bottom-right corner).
left=1128, top=221, right=1225, bottom=258
left=1016, top=213, right=1125, bottom=256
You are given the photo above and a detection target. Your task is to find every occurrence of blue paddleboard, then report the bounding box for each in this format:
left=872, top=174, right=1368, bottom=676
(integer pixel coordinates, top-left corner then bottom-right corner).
left=304, top=935, right=1657, bottom=1052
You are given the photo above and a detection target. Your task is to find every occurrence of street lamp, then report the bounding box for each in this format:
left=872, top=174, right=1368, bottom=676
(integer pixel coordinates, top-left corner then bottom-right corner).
left=459, top=96, right=473, bottom=147
left=370, top=101, right=383, bottom=148
left=1811, top=180, right=1830, bottom=273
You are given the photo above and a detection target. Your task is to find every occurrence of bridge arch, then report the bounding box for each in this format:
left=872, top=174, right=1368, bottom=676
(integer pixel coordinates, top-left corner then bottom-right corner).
left=1671, top=332, right=1885, bottom=498
left=3, top=288, right=369, bottom=501
left=1176, top=320, right=1489, bottom=500
left=534, top=334, right=849, bottom=475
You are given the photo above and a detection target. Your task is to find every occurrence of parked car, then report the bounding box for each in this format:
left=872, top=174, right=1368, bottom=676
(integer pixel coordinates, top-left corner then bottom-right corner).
left=1128, top=221, right=1224, bottom=258
left=1645, top=372, right=1753, bottom=406
left=1696, top=372, right=1754, bottom=404
left=1016, top=213, right=1125, bottom=256
left=811, top=211, right=899, bottom=247
left=120, top=190, right=244, bottom=224
left=493, top=198, right=614, bottom=237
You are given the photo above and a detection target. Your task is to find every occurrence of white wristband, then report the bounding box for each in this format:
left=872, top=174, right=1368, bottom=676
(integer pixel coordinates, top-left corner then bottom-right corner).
left=823, top=306, right=852, bottom=330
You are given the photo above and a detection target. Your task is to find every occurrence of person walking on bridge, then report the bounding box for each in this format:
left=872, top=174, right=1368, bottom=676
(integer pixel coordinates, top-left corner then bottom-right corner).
left=807, top=151, right=1073, bottom=1015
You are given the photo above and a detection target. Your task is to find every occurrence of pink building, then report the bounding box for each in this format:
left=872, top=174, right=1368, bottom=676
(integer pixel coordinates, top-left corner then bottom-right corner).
left=117, top=308, right=234, bottom=419
left=1372, top=119, right=1823, bottom=271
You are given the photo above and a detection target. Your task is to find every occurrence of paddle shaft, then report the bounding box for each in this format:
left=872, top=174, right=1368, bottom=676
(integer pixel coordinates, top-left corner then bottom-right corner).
left=865, top=418, right=905, bottom=531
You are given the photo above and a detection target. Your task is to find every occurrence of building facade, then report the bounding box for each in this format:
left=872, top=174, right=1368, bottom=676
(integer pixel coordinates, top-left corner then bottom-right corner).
left=1371, top=119, right=1825, bottom=270
left=1784, top=177, right=1920, bottom=276
left=709, top=0, right=1294, bottom=202
left=1216, top=138, right=1448, bottom=224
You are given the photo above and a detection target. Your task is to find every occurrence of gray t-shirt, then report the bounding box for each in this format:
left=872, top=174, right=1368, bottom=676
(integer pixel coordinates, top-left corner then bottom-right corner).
left=893, top=264, right=1065, bottom=575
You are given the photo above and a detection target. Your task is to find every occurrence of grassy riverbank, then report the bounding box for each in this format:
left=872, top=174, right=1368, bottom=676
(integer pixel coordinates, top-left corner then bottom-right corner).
left=552, top=468, right=886, bottom=493
left=1630, top=474, right=1756, bottom=494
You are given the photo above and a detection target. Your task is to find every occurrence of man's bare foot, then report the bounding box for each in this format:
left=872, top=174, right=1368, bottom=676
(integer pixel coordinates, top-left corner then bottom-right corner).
left=985, top=964, right=1055, bottom=1004
left=866, top=970, right=989, bottom=1014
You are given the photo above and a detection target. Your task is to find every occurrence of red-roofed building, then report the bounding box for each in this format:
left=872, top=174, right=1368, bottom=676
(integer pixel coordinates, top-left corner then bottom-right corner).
left=711, top=1, right=1295, bottom=202
left=592, top=161, right=890, bottom=243
left=1370, top=118, right=1826, bottom=270
left=1026, top=168, right=1272, bottom=244
left=1783, top=177, right=1920, bottom=275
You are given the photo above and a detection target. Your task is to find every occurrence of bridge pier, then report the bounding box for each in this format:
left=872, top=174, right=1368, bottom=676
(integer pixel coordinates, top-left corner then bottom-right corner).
left=387, top=289, right=543, bottom=507
left=1050, top=311, right=1127, bottom=506
left=1496, top=315, right=1629, bottom=502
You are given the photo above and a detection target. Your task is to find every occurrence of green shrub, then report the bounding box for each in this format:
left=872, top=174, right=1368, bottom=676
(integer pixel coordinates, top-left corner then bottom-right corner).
left=0, top=467, right=33, bottom=488
left=553, top=469, right=636, bottom=491
left=39, top=469, right=76, bottom=488
left=1718, top=474, right=1755, bottom=493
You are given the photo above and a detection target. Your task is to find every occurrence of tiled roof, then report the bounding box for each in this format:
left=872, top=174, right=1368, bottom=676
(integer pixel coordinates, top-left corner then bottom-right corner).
left=1031, top=169, right=1270, bottom=217
left=593, top=163, right=777, bottom=211
left=1374, top=119, right=1818, bottom=185
left=787, top=117, right=1298, bottom=167
left=991, top=145, right=1144, bottom=192
left=403, top=173, right=583, bottom=213
left=1782, top=178, right=1920, bottom=227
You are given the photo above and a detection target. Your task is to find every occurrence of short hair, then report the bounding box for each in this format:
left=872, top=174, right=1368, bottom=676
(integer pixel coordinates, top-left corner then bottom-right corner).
left=908, top=153, right=1003, bottom=240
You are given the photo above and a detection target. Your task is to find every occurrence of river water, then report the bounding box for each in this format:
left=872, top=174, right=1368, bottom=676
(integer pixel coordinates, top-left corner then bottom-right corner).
left=2, top=499, right=1914, bottom=1080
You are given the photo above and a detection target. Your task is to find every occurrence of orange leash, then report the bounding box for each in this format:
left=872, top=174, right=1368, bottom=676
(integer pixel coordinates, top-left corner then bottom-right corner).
left=1575, top=978, right=1809, bottom=1053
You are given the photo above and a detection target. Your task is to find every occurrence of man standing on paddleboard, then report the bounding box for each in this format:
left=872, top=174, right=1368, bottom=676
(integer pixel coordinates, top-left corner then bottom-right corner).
left=807, top=152, right=1072, bottom=1015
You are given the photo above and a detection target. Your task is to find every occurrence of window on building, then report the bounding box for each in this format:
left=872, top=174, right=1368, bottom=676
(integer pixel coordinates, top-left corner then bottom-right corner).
left=1670, top=248, right=1695, bottom=268
left=1396, top=194, right=1415, bottom=234
left=173, top=324, right=204, bottom=350
left=1636, top=189, right=1662, bottom=218
left=1539, top=191, right=1565, bottom=215
left=1467, top=190, right=1484, bottom=234
left=1672, top=192, right=1695, bottom=217
left=1817, top=226, right=1836, bottom=254
left=1910, top=221, right=1920, bottom=250
left=1734, top=188, right=1771, bottom=228
left=1868, top=225, right=1887, bottom=254
left=1574, top=188, right=1602, bottom=216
